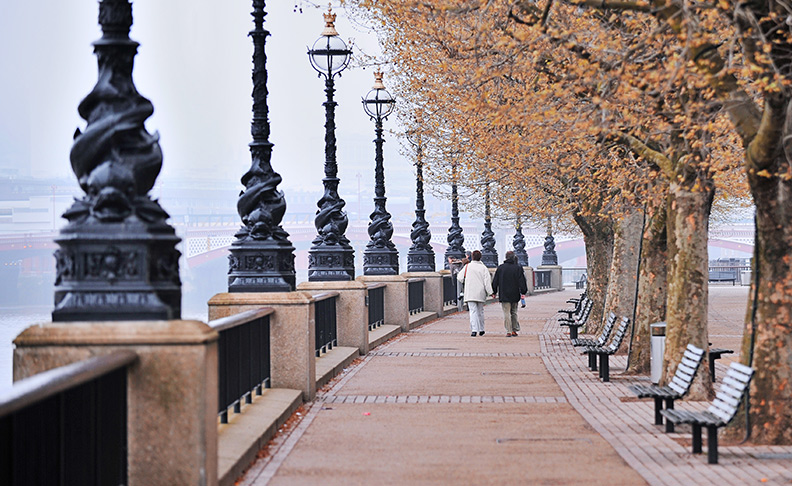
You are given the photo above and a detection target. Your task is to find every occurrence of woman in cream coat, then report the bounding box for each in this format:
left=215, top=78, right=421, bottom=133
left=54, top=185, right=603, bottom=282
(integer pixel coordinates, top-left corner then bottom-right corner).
left=457, top=250, right=493, bottom=337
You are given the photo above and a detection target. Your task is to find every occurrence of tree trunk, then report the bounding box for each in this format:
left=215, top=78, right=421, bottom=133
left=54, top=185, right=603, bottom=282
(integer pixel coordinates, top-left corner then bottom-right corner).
left=662, top=184, right=714, bottom=399
left=574, top=213, right=614, bottom=328
left=626, top=195, right=668, bottom=374
left=601, top=208, right=643, bottom=347
left=734, top=154, right=792, bottom=443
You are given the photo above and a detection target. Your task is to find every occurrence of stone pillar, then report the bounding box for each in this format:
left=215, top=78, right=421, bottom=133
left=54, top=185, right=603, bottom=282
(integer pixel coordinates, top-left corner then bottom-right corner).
left=523, top=266, right=535, bottom=295
left=298, top=280, right=369, bottom=355
left=401, top=272, right=443, bottom=316
left=357, top=275, right=409, bottom=331
left=13, top=320, right=219, bottom=486
left=538, top=265, right=564, bottom=291
left=208, top=292, right=316, bottom=400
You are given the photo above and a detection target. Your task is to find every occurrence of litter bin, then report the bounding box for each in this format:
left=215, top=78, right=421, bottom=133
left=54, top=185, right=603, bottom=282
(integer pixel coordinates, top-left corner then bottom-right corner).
left=650, top=322, right=667, bottom=384
left=740, top=270, right=751, bottom=286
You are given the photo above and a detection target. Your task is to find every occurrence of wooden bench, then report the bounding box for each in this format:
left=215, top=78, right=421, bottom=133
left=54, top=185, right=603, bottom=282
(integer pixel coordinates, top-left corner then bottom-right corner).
left=559, top=293, right=588, bottom=319
left=559, top=298, right=593, bottom=340
left=581, top=316, right=630, bottom=382
left=572, top=312, right=616, bottom=369
left=627, top=344, right=706, bottom=432
left=708, top=270, right=737, bottom=285
left=574, top=273, right=587, bottom=289
left=708, top=347, right=734, bottom=382
left=661, top=362, right=754, bottom=464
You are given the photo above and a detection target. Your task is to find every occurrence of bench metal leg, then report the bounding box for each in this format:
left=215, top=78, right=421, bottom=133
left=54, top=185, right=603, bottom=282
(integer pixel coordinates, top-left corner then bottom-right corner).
left=653, top=398, right=663, bottom=425
left=692, top=423, right=702, bottom=453
left=569, top=326, right=578, bottom=340
left=709, top=358, right=717, bottom=382
left=601, top=355, right=610, bottom=382
left=589, top=352, right=597, bottom=371
left=664, top=398, right=675, bottom=433
left=707, top=425, right=719, bottom=464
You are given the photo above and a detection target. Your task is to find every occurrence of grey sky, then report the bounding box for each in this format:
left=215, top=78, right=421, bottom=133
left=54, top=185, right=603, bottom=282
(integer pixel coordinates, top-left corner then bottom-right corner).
left=0, top=1, right=410, bottom=196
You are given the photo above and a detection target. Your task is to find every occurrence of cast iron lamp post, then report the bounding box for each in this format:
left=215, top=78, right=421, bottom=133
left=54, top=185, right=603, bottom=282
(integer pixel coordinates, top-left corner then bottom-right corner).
left=53, top=0, right=180, bottom=321
left=480, top=182, right=498, bottom=267
left=513, top=215, right=529, bottom=266
left=542, top=217, right=559, bottom=265
left=444, top=162, right=466, bottom=269
left=405, top=122, right=435, bottom=272
left=307, top=6, right=355, bottom=281
left=228, top=0, right=296, bottom=292
left=361, top=71, right=398, bottom=275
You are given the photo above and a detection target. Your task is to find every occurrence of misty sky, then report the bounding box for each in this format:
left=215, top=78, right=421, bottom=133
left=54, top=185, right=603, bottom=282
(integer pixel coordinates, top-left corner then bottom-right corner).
left=0, top=1, right=412, bottom=196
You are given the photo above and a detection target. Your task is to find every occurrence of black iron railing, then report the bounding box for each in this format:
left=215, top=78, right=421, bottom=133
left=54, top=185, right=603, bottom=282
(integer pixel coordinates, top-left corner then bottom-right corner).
left=314, top=292, right=339, bottom=357
left=408, top=278, right=425, bottom=315
left=707, top=265, right=750, bottom=285
left=442, top=274, right=457, bottom=306
left=367, top=283, right=385, bottom=331
left=0, top=351, right=136, bottom=486
left=535, top=270, right=551, bottom=290
left=210, top=308, right=273, bottom=424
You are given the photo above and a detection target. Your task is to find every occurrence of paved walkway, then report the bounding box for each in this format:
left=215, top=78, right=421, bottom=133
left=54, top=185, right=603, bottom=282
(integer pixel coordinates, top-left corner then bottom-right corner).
left=239, top=287, right=792, bottom=485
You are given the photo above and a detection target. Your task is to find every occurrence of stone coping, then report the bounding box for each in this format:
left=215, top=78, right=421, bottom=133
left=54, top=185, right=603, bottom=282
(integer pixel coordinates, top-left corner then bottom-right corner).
left=297, top=281, right=367, bottom=291
left=208, top=291, right=314, bottom=307
left=316, top=346, right=359, bottom=391
left=14, top=320, right=218, bottom=346
left=356, top=275, right=408, bottom=283
left=217, top=388, right=302, bottom=486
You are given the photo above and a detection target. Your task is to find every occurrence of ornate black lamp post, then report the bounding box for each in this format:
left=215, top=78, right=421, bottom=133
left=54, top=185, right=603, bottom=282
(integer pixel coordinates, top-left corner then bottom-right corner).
left=228, top=0, right=296, bottom=293
left=480, top=183, right=498, bottom=267
left=444, top=163, right=466, bottom=269
left=405, top=124, right=435, bottom=272
left=542, top=217, right=559, bottom=265
left=361, top=71, right=398, bottom=275
left=307, top=7, right=355, bottom=281
left=513, top=216, right=530, bottom=266
left=53, top=0, right=180, bottom=321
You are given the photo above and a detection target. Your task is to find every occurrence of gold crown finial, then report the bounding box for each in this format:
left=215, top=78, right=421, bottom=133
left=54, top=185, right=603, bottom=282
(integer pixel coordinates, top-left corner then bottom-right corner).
left=322, top=5, right=339, bottom=36
left=372, top=70, right=385, bottom=89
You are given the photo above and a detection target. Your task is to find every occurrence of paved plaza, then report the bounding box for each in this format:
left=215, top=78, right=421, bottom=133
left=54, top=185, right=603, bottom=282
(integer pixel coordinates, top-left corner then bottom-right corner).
left=239, top=286, right=792, bottom=485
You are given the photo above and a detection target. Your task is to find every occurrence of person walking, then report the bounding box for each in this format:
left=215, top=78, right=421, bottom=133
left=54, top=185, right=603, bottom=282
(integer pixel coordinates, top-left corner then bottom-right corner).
left=457, top=250, right=493, bottom=337
left=492, top=251, right=528, bottom=337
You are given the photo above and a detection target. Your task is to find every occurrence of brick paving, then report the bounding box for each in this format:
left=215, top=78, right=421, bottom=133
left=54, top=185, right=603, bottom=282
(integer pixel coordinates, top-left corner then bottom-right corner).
left=240, top=286, right=792, bottom=485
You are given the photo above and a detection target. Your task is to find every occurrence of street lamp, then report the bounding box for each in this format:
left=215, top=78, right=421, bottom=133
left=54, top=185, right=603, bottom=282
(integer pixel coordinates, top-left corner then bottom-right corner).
left=513, top=215, right=530, bottom=266
left=542, top=216, right=558, bottom=265
left=307, top=6, right=355, bottom=281
left=53, top=0, right=180, bottom=321
left=228, top=0, right=296, bottom=293
left=362, top=71, right=398, bottom=275
left=405, top=120, right=435, bottom=272
left=444, top=162, right=466, bottom=269
left=480, top=182, right=498, bottom=267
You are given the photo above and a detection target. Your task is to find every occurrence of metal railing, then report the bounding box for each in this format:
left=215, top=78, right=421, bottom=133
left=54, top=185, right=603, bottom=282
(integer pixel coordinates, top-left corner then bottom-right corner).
left=408, top=278, right=425, bottom=315
left=0, top=350, right=136, bottom=486
left=535, top=270, right=551, bottom=290
left=367, top=283, right=385, bottom=331
left=561, top=267, right=587, bottom=285
left=314, top=292, right=339, bottom=357
left=707, top=265, right=751, bottom=285
left=442, top=274, right=458, bottom=306
left=210, top=308, right=273, bottom=424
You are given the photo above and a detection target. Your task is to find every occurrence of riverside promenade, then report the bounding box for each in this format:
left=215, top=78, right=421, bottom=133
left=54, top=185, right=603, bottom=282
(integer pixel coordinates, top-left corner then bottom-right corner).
left=238, top=287, right=792, bottom=485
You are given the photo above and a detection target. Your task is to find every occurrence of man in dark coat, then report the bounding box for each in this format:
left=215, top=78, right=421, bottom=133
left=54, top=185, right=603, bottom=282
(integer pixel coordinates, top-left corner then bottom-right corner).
left=492, top=251, right=528, bottom=336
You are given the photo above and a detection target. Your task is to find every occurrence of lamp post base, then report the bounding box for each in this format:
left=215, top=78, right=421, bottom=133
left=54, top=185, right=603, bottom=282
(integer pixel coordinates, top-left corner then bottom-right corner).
left=53, top=220, right=181, bottom=322
left=481, top=250, right=499, bottom=268
left=228, top=240, right=296, bottom=292
left=407, top=249, right=435, bottom=273
left=308, top=245, right=355, bottom=281
left=363, top=247, right=399, bottom=275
